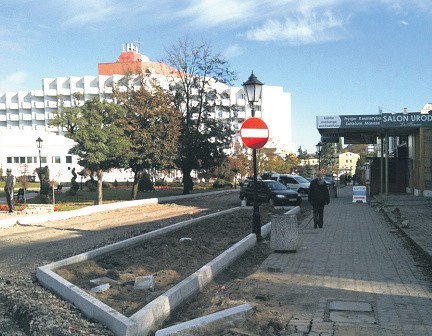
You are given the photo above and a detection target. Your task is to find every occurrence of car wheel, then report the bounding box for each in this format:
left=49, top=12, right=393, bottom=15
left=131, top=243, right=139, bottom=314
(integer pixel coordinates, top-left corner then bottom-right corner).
left=298, top=188, right=306, bottom=195
left=269, top=198, right=275, bottom=206
left=245, top=197, right=253, bottom=206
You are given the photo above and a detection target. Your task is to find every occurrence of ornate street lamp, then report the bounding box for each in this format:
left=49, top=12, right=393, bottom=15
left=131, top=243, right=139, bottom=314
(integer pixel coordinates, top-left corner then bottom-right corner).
left=316, top=141, right=323, bottom=172
left=243, top=72, right=264, bottom=240
left=36, top=137, right=43, bottom=193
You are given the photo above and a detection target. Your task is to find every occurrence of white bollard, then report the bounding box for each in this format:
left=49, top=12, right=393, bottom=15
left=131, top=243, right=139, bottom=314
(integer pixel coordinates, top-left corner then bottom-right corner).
left=270, top=214, right=299, bottom=252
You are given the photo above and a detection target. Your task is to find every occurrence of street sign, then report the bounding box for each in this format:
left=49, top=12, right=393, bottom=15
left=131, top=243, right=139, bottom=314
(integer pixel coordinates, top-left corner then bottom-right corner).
left=240, top=117, right=269, bottom=149
left=352, top=186, right=367, bottom=203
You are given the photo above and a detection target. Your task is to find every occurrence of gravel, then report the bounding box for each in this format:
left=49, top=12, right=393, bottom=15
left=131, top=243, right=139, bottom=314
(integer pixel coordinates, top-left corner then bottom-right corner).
left=0, top=191, right=242, bottom=335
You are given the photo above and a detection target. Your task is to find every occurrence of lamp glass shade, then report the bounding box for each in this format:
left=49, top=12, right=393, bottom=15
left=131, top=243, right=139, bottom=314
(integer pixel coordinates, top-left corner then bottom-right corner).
left=243, top=72, right=264, bottom=103
left=316, top=141, right=323, bottom=153
left=36, top=137, right=43, bottom=149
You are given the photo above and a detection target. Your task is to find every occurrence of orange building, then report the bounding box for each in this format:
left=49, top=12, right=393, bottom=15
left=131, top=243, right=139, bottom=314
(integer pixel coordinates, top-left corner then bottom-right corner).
left=98, top=43, right=178, bottom=76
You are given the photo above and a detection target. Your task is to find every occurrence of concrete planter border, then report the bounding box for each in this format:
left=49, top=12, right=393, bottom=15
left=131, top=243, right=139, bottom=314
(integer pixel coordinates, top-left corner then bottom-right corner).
left=37, top=204, right=300, bottom=335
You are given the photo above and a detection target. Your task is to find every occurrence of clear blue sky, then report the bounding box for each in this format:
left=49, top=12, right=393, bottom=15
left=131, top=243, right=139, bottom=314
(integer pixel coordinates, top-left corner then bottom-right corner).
left=1, top=0, right=431, bottom=153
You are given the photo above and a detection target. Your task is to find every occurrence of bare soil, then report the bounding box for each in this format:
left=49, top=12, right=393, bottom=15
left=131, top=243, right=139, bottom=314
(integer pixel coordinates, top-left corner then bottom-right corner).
left=54, top=196, right=312, bottom=335
left=0, top=190, right=311, bottom=335
left=56, top=206, right=287, bottom=316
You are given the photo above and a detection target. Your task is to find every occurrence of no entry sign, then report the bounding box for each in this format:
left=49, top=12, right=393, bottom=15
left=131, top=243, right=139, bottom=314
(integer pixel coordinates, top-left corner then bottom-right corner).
left=240, top=117, right=269, bottom=149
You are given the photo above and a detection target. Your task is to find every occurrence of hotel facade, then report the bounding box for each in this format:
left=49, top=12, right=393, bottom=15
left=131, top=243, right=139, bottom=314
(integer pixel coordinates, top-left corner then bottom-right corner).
left=0, top=44, right=292, bottom=182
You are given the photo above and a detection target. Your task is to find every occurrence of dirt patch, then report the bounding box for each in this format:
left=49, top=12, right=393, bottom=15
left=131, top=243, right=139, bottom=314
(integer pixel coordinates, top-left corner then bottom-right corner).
left=55, top=204, right=291, bottom=317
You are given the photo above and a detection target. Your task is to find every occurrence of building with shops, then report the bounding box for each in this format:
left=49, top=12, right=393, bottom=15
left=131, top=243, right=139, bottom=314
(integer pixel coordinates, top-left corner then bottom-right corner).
left=0, top=43, right=292, bottom=182
left=317, top=107, right=432, bottom=197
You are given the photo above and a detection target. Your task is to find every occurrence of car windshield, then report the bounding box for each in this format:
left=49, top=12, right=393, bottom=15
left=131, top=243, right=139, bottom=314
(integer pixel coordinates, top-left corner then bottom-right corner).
left=295, top=176, right=309, bottom=183
left=265, top=181, right=287, bottom=190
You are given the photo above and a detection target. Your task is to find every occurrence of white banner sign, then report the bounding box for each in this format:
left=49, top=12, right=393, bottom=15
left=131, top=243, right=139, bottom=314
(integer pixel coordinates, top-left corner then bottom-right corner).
left=352, top=186, right=367, bottom=203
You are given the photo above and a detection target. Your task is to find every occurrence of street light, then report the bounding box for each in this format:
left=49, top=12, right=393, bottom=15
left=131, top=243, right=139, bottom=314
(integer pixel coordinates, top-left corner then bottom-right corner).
left=243, top=72, right=264, bottom=240
left=316, top=141, right=323, bottom=172
left=36, top=137, right=43, bottom=193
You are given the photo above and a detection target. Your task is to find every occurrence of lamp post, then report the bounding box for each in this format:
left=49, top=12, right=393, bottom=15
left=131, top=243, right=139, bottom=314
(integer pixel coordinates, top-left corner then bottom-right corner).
left=316, top=141, right=323, bottom=172
left=243, top=72, right=264, bottom=240
left=36, top=137, right=43, bottom=193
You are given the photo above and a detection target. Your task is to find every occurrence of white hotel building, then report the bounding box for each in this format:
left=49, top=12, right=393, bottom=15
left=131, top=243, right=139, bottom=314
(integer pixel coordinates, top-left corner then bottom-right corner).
left=0, top=44, right=292, bottom=182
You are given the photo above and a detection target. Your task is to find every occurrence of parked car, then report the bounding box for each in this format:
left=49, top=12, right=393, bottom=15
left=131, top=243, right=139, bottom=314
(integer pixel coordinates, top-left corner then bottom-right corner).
left=324, top=173, right=335, bottom=186
left=239, top=180, right=302, bottom=206
left=261, top=172, right=310, bottom=195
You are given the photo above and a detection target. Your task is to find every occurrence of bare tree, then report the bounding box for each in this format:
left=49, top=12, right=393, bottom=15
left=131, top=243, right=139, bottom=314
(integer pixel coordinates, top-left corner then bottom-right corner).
left=163, top=38, right=237, bottom=194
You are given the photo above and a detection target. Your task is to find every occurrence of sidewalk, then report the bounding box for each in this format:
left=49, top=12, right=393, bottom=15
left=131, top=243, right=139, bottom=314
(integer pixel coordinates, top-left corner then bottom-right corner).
left=258, top=185, right=432, bottom=335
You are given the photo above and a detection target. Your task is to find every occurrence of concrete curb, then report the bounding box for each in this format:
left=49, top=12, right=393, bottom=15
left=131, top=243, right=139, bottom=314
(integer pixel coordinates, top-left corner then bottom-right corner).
left=154, top=303, right=253, bottom=336
left=151, top=206, right=300, bottom=336
left=37, top=202, right=299, bottom=336
left=380, top=205, right=432, bottom=264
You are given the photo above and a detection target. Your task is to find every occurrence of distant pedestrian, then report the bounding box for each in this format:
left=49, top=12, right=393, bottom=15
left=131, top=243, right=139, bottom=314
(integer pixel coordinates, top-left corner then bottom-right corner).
left=4, top=168, right=16, bottom=213
left=308, top=173, right=330, bottom=229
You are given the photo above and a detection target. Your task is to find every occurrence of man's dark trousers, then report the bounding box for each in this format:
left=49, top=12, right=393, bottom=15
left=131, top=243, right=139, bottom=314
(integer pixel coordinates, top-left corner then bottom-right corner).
left=5, top=191, right=14, bottom=212
left=313, top=204, right=325, bottom=228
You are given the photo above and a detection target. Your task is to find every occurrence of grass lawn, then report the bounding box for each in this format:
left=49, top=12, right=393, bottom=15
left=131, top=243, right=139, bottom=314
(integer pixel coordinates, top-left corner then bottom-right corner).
left=0, top=181, right=231, bottom=212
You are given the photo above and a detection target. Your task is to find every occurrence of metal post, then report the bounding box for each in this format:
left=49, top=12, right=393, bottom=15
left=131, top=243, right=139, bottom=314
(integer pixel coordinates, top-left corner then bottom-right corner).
left=380, top=136, right=384, bottom=194
left=385, top=132, right=389, bottom=197
left=243, top=72, right=264, bottom=241
left=38, top=148, right=42, bottom=194
left=251, top=104, right=261, bottom=240
left=36, top=137, right=43, bottom=196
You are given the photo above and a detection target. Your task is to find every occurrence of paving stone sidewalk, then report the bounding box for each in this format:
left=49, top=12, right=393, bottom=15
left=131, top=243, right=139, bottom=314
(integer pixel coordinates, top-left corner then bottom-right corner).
left=257, top=186, right=432, bottom=336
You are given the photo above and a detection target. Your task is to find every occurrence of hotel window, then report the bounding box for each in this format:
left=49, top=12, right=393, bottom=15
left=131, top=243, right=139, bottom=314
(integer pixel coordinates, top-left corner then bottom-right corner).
left=66, top=156, right=72, bottom=164
left=14, top=157, right=19, bottom=163
left=27, top=157, right=33, bottom=163
left=41, top=157, right=47, bottom=164
left=53, top=156, right=61, bottom=164
left=7, top=157, right=12, bottom=163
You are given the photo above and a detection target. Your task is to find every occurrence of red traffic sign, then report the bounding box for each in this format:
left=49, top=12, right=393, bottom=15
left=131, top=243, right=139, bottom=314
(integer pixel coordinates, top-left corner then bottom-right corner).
left=240, top=117, right=269, bottom=149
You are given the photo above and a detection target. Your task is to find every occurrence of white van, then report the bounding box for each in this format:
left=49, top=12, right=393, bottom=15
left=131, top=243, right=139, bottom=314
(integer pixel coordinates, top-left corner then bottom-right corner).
left=262, top=173, right=310, bottom=195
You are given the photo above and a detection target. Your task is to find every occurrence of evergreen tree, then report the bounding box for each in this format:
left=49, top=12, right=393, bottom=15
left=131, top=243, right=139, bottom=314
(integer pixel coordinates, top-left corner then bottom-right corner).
left=50, top=97, right=130, bottom=204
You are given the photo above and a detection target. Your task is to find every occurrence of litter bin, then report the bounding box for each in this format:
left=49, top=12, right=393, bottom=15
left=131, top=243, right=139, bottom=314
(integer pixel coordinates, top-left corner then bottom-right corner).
left=270, top=214, right=298, bottom=252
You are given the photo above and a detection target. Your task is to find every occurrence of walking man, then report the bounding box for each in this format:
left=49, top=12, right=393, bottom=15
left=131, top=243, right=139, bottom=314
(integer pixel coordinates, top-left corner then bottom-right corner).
left=4, top=168, right=15, bottom=213
left=308, top=172, right=330, bottom=228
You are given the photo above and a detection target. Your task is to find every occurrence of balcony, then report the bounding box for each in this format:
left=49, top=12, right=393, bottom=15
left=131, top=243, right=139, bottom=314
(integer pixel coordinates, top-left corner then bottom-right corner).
left=21, top=102, right=32, bottom=109
left=22, top=113, right=32, bottom=121
left=35, top=114, right=46, bottom=121
left=58, top=89, right=71, bottom=96
left=31, top=90, right=44, bottom=97
left=85, top=87, right=100, bottom=95
left=46, top=101, right=58, bottom=108
left=44, top=89, right=58, bottom=96
left=33, top=101, right=45, bottom=109
left=237, top=111, right=246, bottom=119
left=237, top=98, right=246, bottom=106
left=9, top=113, right=19, bottom=121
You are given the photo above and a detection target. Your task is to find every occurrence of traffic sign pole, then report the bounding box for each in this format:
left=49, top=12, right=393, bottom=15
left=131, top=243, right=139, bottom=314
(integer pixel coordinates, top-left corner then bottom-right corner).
left=240, top=117, right=269, bottom=240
